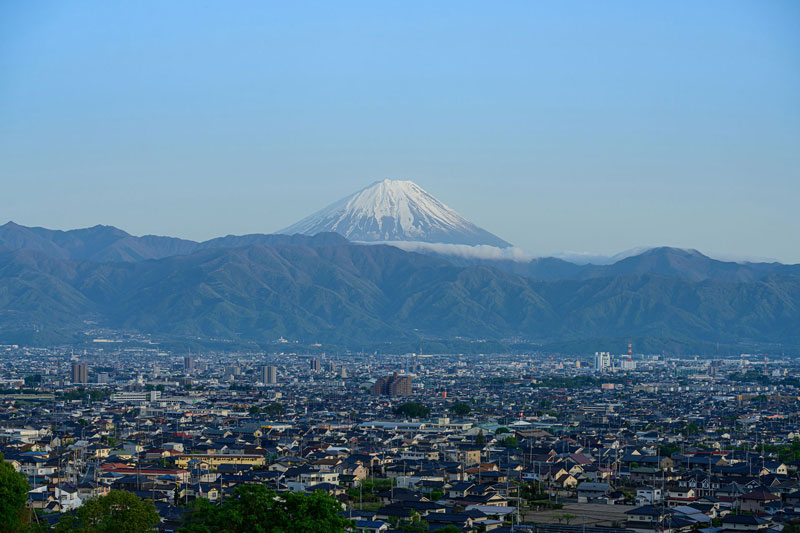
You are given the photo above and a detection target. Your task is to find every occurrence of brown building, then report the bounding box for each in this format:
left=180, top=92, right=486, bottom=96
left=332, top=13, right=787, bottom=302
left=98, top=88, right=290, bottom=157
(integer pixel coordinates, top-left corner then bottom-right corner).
left=71, top=363, right=88, bottom=384
left=371, top=373, right=412, bottom=396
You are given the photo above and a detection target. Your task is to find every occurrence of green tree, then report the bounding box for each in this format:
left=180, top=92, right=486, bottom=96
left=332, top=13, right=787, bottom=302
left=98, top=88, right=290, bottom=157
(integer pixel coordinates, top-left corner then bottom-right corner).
left=180, top=485, right=353, bottom=533
left=495, top=427, right=510, bottom=435
left=762, top=518, right=794, bottom=533
left=247, top=406, right=260, bottom=416
left=520, top=481, right=542, bottom=501
left=62, top=387, right=87, bottom=401
left=23, top=375, right=41, bottom=387
left=448, top=403, right=471, bottom=417
left=262, top=402, right=284, bottom=417
left=399, top=519, right=429, bottom=531
left=502, top=435, right=519, bottom=448
left=763, top=439, right=800, bottom=464
left=557, top=513, right=578, bottom=525
left=658, top=443, right=680, bottom=457
left=0, top=453, right=31, bottom=533
left=394, top=402, right=430, bottom=419
left=682, top=422, right=700, bottom=435
left=396, top=510, right=428, bottom=532
left=55, top=490, right=159, bottom=533
left=88, top=390, right=109, bottom=402
left=475, top=429, right=486, bottom=447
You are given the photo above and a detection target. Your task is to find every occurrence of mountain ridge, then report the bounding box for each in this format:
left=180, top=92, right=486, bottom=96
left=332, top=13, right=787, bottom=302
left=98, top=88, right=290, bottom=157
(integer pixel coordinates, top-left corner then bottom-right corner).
left=416, top=245, right=800, bottom=283
left=0, top=221, right=350, bottom=263
left=4, top=221, right=799, bottom=283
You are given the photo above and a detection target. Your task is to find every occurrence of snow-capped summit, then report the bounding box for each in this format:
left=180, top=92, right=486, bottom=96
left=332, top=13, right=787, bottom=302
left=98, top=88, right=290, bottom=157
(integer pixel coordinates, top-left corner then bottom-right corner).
left=280, top=179, right=511, bottom=247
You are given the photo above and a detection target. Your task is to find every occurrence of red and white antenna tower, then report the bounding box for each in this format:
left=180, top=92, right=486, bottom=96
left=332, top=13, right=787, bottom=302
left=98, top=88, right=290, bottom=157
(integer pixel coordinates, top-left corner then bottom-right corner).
left=628, top=340, right=633, bottom=361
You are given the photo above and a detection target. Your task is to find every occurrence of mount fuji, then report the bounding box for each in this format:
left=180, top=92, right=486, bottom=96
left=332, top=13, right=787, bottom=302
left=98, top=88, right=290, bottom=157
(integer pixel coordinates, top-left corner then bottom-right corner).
left=279, top=179, right=512, bottom=248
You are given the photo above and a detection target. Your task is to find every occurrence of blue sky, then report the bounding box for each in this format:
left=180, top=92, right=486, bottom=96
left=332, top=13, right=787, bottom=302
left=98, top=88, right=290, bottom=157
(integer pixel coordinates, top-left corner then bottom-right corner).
left=1, top=1, right=799, bottom=261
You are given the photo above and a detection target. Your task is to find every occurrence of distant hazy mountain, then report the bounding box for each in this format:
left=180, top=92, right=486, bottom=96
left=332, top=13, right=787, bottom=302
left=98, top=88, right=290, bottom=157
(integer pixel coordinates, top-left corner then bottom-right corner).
left=0, top=221, right=348, bottom=262
left=550, top=247, right=654, bottom=265
left=414, top=246, right=800, bottom=283
left=280, top=179, right=512, bottom=248
left=571, top=247, right=800, bottom=282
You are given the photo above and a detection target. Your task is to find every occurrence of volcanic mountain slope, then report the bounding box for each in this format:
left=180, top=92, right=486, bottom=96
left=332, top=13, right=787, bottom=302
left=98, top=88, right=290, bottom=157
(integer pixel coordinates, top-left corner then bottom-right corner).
left=280, top=179, right=512, bottom=247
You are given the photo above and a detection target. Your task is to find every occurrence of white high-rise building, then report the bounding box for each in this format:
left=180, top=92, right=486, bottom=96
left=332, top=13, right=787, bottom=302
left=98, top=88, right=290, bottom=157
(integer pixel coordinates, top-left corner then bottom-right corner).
left=594, top=352, right=611, bottom=372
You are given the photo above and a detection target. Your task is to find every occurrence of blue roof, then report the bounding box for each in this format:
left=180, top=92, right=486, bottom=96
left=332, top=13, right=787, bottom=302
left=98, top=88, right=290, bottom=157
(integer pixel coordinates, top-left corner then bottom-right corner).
left=354, top=519, right=387, bottom=527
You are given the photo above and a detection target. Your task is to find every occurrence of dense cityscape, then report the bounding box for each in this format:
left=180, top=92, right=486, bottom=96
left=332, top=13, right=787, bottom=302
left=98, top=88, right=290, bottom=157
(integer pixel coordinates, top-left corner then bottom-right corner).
left=2, top=340, right=800, bottom=532
left=3, top=2, right=797, bottom=532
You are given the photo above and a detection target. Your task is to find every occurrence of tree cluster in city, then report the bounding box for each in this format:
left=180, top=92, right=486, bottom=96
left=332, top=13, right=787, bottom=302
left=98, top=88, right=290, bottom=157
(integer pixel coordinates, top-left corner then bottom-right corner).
left=0, top=453, right=34, bottom=533
left=179, top=485, right=353, bottom=533
left=54, top=490, right=160, bottom=533
left=394, top=401, right=430, bottom=418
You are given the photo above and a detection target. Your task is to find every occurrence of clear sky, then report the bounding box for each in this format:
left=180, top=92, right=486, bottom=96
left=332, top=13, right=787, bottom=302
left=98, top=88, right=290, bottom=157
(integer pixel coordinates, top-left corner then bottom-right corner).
left=1, top=1, right=799, bottom=262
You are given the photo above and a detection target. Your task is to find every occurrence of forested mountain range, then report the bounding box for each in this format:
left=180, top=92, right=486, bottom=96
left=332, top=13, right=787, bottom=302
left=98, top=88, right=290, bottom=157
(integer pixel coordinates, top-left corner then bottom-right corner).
left=1, top=222, right=798, bottom=351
